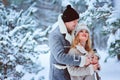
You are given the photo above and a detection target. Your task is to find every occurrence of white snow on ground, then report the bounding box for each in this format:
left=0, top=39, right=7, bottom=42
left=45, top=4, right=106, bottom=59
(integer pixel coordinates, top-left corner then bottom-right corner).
left=98, top=50, right=120, bottom=80
left=38, top=53, right=50, bottom=80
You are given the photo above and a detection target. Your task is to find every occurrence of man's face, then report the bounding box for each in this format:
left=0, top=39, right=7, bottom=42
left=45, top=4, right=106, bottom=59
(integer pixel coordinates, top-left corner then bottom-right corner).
left=65, top=19, right=79, bottom=32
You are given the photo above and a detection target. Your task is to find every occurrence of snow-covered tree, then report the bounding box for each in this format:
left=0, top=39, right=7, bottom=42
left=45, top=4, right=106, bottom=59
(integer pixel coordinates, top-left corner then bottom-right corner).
left=61, top=0, right=87, bottom=13
left=103, top=0, right=120, bottom=61
left=0, top=2, right=49, bottom=80
left=78, top=0, right=113, bottom=49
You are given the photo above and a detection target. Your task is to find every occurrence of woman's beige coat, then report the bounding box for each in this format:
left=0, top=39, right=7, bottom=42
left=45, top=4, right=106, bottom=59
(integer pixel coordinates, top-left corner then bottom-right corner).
left=67, top=45, right=95, bottom=80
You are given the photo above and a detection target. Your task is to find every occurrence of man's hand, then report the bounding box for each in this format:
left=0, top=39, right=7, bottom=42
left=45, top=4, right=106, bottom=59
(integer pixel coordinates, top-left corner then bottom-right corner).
left=84, top=56, right=91, bottom=66
left=93, top=63, right=100, bottom=70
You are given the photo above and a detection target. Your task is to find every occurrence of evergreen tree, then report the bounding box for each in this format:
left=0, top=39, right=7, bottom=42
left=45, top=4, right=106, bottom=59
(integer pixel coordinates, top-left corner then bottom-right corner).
left=0, top=3, right=49, bottom=80
left=79, top=0, right=113, bottom=49
left=103, top=0, right=120, bottom=61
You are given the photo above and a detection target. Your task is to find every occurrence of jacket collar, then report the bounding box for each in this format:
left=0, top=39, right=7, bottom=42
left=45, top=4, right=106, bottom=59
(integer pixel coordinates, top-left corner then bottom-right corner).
left=76, top=45, right=88, bottom=55
left=58, top=14, right=72, bottom=44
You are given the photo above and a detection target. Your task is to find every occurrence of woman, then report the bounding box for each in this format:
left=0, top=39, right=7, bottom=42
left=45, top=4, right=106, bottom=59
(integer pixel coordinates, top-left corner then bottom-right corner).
left=67, top=24, right=100, bottom=80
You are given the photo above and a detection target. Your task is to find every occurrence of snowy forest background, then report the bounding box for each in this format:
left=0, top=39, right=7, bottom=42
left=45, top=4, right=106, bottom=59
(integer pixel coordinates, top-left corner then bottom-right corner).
left=0, top=0, right=120, bottom=80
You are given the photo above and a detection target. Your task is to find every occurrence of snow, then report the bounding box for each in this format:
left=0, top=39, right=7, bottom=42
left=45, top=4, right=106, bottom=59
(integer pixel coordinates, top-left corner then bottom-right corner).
left=34, top=44, right=50, bottom=53
left=98, top=50, right=120, bottom=80
left=115, top=29, right=120, bottom=40
left=39, top=49, right=120, bottom=80
left=107, top=33, right=115, bottom=48
left=16, top=65, right=24, bottom=73
left=19, top=32, right=31, bottom=47
left=9, top=25, right=32, bottom=36
left=114, top=0, right=120, bottom=18
left=21, top=72, right=36, bottom=80
left=61, top=0, right=71, bottom=7
left=38, top=52, right=50, bottom=80
left=107, top=0, right=120, bottom=22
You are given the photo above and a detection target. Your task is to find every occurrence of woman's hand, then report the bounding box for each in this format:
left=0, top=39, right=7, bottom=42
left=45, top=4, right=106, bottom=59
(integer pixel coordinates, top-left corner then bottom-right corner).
left=93, top=63, right=100, bottom=71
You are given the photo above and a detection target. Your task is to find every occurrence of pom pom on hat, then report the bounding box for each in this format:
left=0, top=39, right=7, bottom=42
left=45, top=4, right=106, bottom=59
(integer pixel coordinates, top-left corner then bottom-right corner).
left=75, top=24, right=90, bottom=36
left=62, top=5, right=79, bottom=22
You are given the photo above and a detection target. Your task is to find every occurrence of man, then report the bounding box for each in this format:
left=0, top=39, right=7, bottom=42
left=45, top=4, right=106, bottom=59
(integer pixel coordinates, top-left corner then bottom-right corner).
left=49, top=5, right=91, bottom=80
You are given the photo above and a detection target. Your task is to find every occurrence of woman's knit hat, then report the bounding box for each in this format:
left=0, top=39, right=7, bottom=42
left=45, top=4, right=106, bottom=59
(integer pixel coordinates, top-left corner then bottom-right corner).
left=62, top=5, right=79, bottom=22
left=75, top=24, right=90, bottom=36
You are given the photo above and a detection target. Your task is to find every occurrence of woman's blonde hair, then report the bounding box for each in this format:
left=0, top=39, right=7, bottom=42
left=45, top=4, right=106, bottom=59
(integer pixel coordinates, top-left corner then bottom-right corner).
left=71, top=27, right=93, bottom=52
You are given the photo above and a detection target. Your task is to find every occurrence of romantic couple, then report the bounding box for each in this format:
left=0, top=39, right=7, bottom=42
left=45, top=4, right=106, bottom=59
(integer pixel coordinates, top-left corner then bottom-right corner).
left=49, top=5, right=100, bottom=80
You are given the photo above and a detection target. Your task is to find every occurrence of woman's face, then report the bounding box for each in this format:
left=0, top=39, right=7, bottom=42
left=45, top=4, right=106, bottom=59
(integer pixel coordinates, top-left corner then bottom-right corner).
left=78, top=29, right=89, bottom=42
left=65, top=19, right=79, bottom=33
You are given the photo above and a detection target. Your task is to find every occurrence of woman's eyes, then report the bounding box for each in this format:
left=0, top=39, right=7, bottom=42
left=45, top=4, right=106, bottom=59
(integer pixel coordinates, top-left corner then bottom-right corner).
left=80, top=30, right=88, bottom=33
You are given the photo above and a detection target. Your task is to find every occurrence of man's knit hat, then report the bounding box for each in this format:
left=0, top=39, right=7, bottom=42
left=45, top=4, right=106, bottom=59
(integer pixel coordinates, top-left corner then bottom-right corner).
left=75, top=24, right=90, bottom=36
left=62, top=5, right=79, bottom=22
